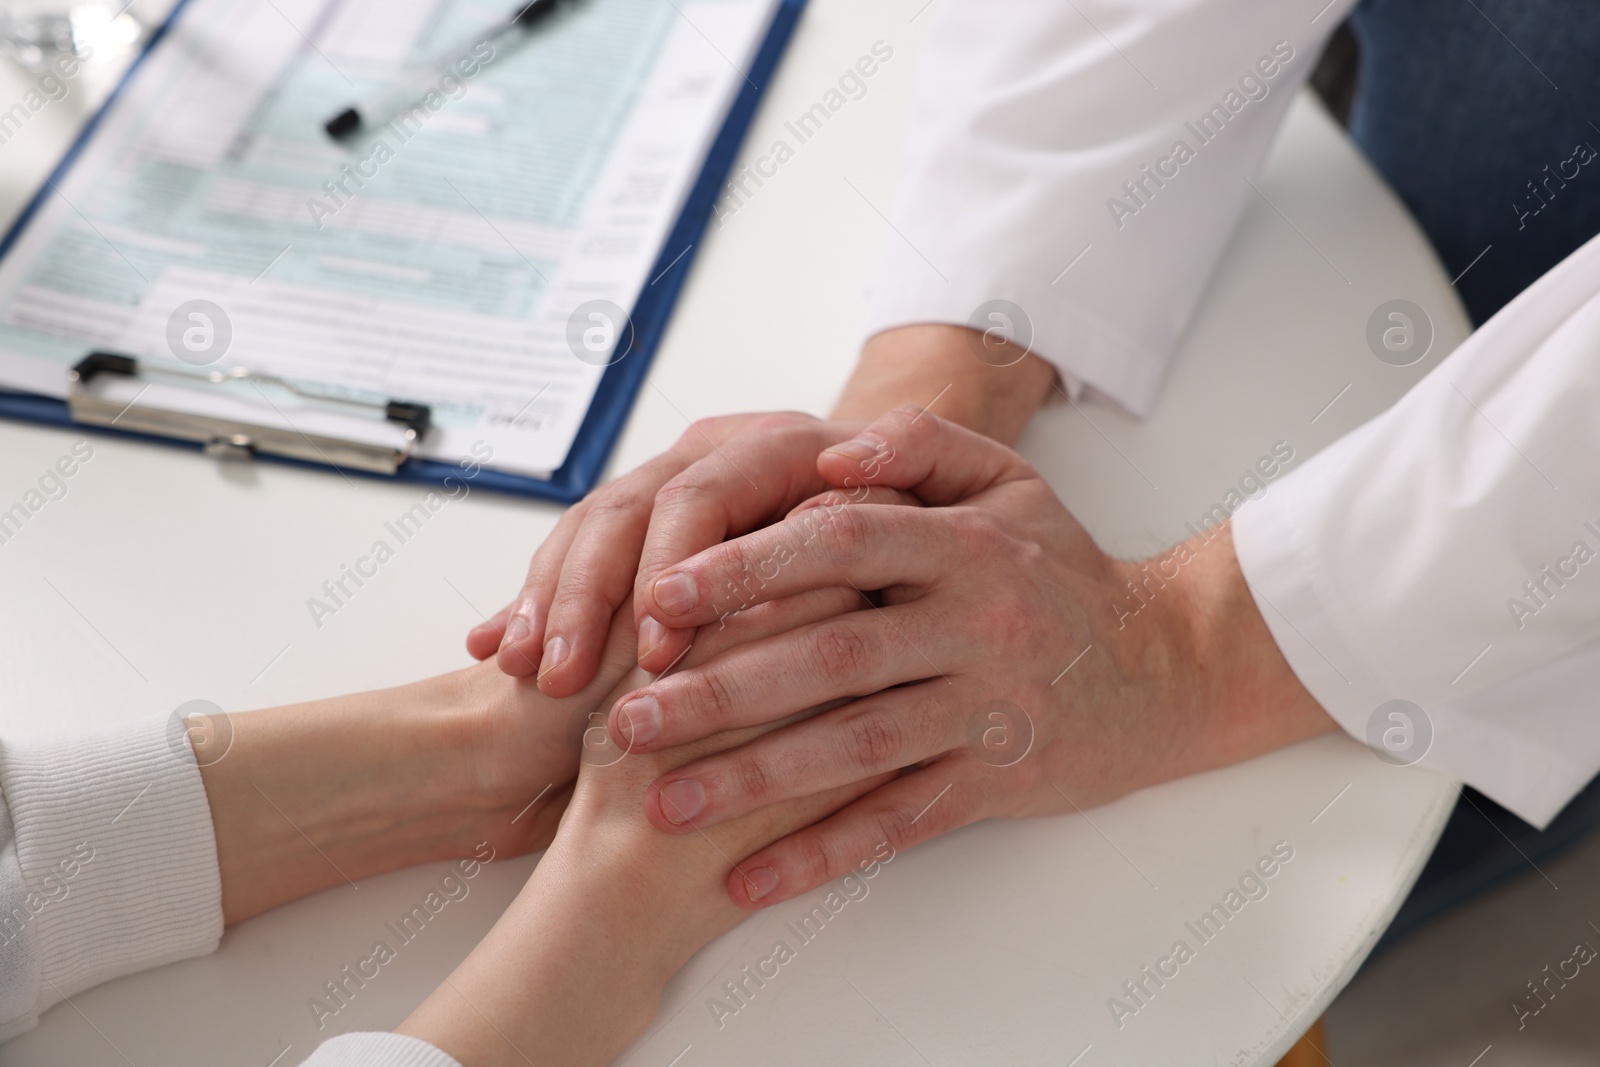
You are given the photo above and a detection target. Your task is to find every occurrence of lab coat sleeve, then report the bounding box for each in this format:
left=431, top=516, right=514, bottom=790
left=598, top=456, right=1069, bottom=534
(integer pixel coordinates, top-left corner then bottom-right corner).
left=0, top=716, right=224, bottom=1041
left=1234, top=233, right=1600, bottom=828
left=864, top=0, right=1356, bottom=416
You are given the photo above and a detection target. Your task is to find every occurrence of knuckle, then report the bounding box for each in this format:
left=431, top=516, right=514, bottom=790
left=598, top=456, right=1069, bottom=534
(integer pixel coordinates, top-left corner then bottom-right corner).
left=700, top=541, right=755, bottom=606
left=584, top=483, right=648, bottom=523
left=730, top=753, right=780, bottom=806
left=842, top=709, right=906, bottom=771
left=551, top=558, right=615, bottom=609
left=811, top=504, right=874, bottom=564
left=681, top=416, right=724, bottom=445
left=547, top=585, right=603, bottom=626
left=653, top=477, right=712, bottom=514
left=902, top=689, right=947, bottom=743
left=904, top=602, right=943, bottom=637
left=791, top=830, right=839, bottom=885
left=687, top=666, right=741, bottom=727
left=808, top=622, right=873, bottom=679
left=875, top=800, right=922, bottom=852
left=750, top=411, right=800, bottom=436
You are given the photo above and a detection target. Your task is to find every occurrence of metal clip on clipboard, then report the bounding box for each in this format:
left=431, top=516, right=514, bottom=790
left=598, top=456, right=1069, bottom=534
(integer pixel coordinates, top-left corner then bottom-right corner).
left=67, top=352, right=433, bottom=475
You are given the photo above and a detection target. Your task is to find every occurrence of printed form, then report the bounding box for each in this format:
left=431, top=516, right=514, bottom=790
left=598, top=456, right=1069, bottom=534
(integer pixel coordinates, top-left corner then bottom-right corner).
left=0, top=0, right=776, bottom=476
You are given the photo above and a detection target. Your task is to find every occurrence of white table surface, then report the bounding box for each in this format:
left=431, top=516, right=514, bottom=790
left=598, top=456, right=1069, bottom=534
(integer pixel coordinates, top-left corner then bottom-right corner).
left=0, top=2, right=1468, bottom=1064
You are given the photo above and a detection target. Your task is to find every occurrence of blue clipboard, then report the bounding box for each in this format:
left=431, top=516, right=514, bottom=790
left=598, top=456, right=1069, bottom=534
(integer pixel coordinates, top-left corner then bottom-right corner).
left=0, top=0, right=807, bottom=504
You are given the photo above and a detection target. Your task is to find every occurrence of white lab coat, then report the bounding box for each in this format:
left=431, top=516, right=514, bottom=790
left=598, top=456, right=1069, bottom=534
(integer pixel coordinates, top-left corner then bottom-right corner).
left=866, top=0, right=1600, bottom=827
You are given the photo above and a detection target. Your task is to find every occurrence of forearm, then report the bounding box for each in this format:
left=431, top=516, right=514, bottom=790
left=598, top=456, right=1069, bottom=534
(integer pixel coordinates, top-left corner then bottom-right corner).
left=196, top=664, right=562, bottom=924
left=396, top=817, right=678, bottom=1067
left=397, top=665, right=707, bottom=1067
left=834, top=324, right=1055, bottom=444
left=399, top=594, right=882, bottom=1066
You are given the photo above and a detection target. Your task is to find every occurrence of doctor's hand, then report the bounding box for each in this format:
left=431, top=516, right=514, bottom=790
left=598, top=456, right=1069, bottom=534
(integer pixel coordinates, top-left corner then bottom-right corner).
left=465, top=411, right=865, bottom=694
left=466, top=322, right=1059, bottom=700
left=608, top=408, right=1338, bottom=908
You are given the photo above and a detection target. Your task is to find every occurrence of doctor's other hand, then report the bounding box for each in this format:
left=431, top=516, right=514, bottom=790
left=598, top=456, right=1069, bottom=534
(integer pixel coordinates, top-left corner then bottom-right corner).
left=613, top=407, right=1339, bottom=908
left=465, top=411, right=864, bottom=695
left=466, top=321, right=1059, bottom=699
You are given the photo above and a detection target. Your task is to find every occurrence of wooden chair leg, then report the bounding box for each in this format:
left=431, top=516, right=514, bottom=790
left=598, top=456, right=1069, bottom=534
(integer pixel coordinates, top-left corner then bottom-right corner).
left=1273, top=1020, right=1327, bottom=1067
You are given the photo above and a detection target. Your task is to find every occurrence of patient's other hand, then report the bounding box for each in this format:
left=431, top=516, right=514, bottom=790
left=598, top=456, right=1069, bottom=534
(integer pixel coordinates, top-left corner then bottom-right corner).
left=401, top=587, right=889, bottom=1067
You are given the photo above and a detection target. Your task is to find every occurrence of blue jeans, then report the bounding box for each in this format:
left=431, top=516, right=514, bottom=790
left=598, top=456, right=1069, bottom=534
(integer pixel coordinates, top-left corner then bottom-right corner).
left=1349, top=0, right=1600, bottom=324
left=1348, top=0, right=1600, bottom=951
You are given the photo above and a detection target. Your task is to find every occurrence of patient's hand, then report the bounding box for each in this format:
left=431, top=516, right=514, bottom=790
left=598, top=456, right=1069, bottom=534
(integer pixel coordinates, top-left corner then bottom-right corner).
left=198, top=602, right=646, bottom=924
left=444, top=602, right=641, bottom=858
left=455, top=581, right=877, bottom=859
left=400, top=587, right=889, bottom=1067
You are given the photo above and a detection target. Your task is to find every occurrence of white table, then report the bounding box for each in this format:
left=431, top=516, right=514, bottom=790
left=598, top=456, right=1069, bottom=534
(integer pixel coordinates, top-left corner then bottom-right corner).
left=0, top=3, right=1466, bottom=1064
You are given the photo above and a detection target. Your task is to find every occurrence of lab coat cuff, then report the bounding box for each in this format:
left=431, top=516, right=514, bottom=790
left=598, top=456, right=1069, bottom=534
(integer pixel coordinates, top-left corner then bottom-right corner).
left=862, top=249, right=1171, bottom=418
left=299, top=1032, right=464, bottom=1067
left=1233, top=487, right=1592, bottom=828
left=0, top=715, right=223, bottom=1017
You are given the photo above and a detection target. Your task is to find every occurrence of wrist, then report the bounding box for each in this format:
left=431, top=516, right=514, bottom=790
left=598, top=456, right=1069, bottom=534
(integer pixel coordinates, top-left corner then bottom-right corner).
left=1145, top=521, right=1337, bottom=779
left=835, top=324, right=1055, bottom=444
left=201, top=674, right=500, bottom=923
left=398, top=812, right=716, bottom=1067
left=535, top=816, right=729, bottom=978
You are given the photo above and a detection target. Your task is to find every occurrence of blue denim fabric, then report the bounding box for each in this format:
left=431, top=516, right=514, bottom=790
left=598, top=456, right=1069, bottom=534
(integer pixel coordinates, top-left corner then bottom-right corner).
left=1349, top=0, right=1600, bottom=324
left=1346, top=0, right=1600, bottom=952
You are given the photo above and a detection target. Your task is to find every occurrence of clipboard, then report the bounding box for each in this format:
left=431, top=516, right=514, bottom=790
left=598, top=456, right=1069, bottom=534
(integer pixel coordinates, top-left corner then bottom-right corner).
left=0, top=0, right=808, bottom=504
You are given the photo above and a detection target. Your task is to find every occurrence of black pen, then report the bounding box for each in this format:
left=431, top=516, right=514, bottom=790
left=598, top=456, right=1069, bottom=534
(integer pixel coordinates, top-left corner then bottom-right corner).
left=323, top=0, right=566, bottom=139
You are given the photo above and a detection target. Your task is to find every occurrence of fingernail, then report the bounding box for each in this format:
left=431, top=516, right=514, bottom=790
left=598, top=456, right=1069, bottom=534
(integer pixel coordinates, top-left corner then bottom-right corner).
left=824, top=438, right=880, bottom=463
left=659, top=779, right=705, bottom=824
left=618, top=695, right=662, bottom=746
left=638, top=616, right=668, bottom=656
left=653, top=572, right=700, bottom=615
left=540, top=635, right=569, bottom=674
left=502, top=615, right=531, bottom=648
left=745, top=866, right=779, bottom=901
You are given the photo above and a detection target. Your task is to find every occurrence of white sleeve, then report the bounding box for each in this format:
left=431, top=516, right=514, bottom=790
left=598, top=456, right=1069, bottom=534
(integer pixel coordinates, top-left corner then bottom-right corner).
left=0, top=716, right=223, bottom=1041
left=1233, top=233, right=1600, bottom=828
left=865, top=0, right=1355, bottom=416
left=298, top=1032, right=462, bottom=1067
left=0, top=720, right=463, bottom=1065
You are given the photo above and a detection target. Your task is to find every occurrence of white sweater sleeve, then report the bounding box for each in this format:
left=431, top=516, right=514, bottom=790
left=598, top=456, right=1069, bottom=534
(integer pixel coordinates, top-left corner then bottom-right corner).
left=298, top=1032, right=462, bottom=1067
left=865, top=0, right=1356, bottom=416
left=1234, top=233, right=1600, bottom=828
left=0, top=715, right=223, bottom=1040
left=0, top=717, right=461, bottom=1067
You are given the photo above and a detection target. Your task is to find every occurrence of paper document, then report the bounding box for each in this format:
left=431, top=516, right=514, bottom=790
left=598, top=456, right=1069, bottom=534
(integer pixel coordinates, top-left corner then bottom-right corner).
left=0, top=0, right=777, bottom=476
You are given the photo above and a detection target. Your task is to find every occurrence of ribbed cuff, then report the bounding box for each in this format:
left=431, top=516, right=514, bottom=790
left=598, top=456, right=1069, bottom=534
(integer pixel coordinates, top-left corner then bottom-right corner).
left=0, top=800, right=41, bottom=1041
left=299, top=1032, right=464, bottom=1067
left=0, top=714, right=223, bottom=1022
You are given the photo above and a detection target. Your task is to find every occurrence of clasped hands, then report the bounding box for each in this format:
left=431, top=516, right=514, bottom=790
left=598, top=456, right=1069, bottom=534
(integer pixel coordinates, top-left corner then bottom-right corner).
left=195, top=405, right=1335, bottom=1065
left=467, top=406, right=1335, bottom=910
